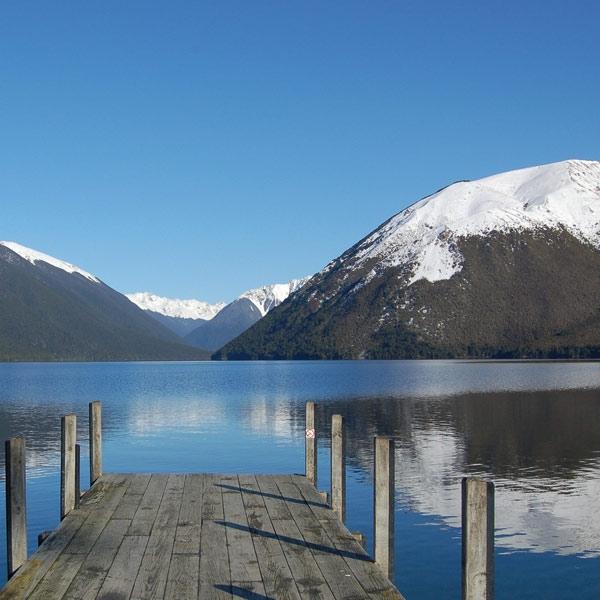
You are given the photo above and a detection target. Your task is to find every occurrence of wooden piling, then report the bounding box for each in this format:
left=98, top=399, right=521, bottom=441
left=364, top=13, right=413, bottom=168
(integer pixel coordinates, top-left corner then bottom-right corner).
left=75, top=444, right=81, bottom=509
left=89, top=400, right=102, bottom=484
left=4, top=437, right=27, bottom=579
left=331, top=414, right=346, bottom=522
left=374, top=436, right=395, bottom=581
left=305, top=401, right=317, bottom=485
left=60, top=414, right=77, bottom=520
left=462, top=478, right=494, bottom=600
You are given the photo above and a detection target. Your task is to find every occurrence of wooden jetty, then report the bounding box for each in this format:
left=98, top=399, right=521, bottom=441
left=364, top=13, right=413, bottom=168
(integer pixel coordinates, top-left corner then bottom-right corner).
left=2, top=402, right=495, bottom=600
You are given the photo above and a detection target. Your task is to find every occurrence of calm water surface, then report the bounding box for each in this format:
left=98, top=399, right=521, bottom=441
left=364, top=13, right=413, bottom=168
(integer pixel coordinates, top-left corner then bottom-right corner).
left=1, top=360, right=599, bottom=598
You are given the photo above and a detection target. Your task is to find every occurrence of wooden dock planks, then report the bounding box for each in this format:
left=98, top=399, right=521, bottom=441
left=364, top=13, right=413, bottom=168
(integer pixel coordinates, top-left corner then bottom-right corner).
left=0, top=473, right=404, bottom=600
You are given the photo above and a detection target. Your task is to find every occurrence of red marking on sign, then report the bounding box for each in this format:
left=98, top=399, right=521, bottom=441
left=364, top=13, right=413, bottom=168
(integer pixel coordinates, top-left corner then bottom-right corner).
left=305, top=428, right=315, bottom=439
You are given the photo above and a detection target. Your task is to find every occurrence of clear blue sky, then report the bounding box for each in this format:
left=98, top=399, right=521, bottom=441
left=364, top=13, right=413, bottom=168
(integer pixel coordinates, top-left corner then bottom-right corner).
left=2, top=1, right=599, bottom=302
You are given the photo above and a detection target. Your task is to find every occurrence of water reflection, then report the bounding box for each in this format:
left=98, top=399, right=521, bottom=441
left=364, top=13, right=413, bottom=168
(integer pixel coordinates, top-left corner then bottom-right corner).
left=314, top=389, right=600, bottom=556
left=1, top=361, right=600, bottom=593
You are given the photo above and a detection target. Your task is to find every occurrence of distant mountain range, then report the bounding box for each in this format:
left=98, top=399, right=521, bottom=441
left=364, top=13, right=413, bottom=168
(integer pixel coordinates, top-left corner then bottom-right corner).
left=125, top=292, right=226, bottom=337
left=128, top=279, right=309, bottom=351
left=0, top=242, right=208, bottom=361
left=216, top=159, right=600, bottom=360
left=4, top=159, right=600, bottom=362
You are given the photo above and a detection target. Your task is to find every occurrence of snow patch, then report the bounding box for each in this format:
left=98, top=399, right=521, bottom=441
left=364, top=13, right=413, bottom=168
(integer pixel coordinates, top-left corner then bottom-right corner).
left=409, top=238, right=463, bottom=285
left=0, top=241, right=100, bottom=283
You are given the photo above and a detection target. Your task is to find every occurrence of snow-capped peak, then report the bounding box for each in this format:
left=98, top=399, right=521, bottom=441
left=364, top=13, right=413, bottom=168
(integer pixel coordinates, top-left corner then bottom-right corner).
left=239, top=277, right=310, bottom=316
left=126, top=292, right=226, bottom=320
left=348, top=159, right=600, bottom=286
left=0, top=241, right=100, bottom=283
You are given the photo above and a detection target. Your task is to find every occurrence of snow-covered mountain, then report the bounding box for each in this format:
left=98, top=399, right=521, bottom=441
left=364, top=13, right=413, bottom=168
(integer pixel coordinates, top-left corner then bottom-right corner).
left=129, top=277, right=310, bottom=346
left=184, top=277, right=310, bottom=351
left=126, top=292, right=225, bottom=321
left=348, top=159, right=600, bottom=288
left=0, top=242, right=207, bottom=361
left=216, top=159, right=600, bottom=360
left=239, top=278, right=310, bottom=316
left=127, top=278, right=309, bottom=324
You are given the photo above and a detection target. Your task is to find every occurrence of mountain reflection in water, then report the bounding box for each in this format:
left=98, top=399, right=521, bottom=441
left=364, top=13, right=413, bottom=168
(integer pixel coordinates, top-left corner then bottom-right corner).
left=310, top=389, right=600, bottom=557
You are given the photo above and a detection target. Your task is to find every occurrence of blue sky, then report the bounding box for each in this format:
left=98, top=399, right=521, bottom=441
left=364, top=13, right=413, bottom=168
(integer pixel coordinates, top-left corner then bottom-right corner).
left=2, top=1, right=599, bottom=302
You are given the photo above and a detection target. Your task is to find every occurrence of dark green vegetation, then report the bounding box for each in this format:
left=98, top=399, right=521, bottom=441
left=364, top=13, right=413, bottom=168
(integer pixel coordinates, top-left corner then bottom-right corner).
left=0, top=246, right=209, bottom=361
left=215, top=229, right=600, bottom=360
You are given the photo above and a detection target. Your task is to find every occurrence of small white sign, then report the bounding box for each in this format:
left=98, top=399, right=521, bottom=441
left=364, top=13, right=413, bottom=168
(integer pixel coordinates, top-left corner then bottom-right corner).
left=305, top=428, right=315, bottom=439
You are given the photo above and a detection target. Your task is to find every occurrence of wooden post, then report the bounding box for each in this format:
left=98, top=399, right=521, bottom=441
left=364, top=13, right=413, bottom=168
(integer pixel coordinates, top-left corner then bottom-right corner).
left=462, top=478, right=494, bottom=600
left=305, top=401, right=317, bottom=486
left=374, top=436, right=395, bottom=581
left=5, top=437, right=27, bottom=579
left=75, top=444, right=81, bottom=509
left=89, top=400, right=102, bottom=484
left=61, top=414, right=77, bottom=520
left=331, top=414, right=346, bottom=522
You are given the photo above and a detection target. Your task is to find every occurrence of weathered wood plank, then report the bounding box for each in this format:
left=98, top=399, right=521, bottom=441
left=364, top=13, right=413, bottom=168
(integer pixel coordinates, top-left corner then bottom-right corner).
left=96, top=535, right=148, bottom=600
left=28, top=553, right=85, bottom=600
left=238, top=475, right=302, bottom=600
left=74, top=474, right=128, bottom=516
left=257, top=476, right=335, bottom=600
left=221, top=475, right=262, bottom=583
left=63, top=519, right=132, bottom=600
left=230, top=581, right=268, bottom=598
left=265, top=515, right=335, bottom=600
left=293, top=475, right=404, bottom=599
left=253, top=475, right=294, bottom=521
left=178, top=473, right=204, bottom=525
left=277, top=479, right=369, bottom=600
left=0, top=510, right=86, bottom=600
left=64, top=478, right=128, bottom=555
left=199, top=475, right=232, bottom=599
left=25, top=476, right=131, bottom=599
left=201, top=474, right=225, bottom=521
left=0, top=478, right=123, bottom=598
left=165, top=554, right=199, bottom=600
left=173, top=474, right=203, bottom=555
left=112, top=474, right=152, bottom=520
left=130, top=474, right=184, bottom=600
left=127, top=473, right=169, bottom=536
left=126, top=473, right=153, bottom=496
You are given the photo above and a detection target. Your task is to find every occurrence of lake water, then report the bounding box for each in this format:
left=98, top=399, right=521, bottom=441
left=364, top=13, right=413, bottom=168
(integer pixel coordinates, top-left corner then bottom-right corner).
left=1, top=360, right=600, bottom=598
